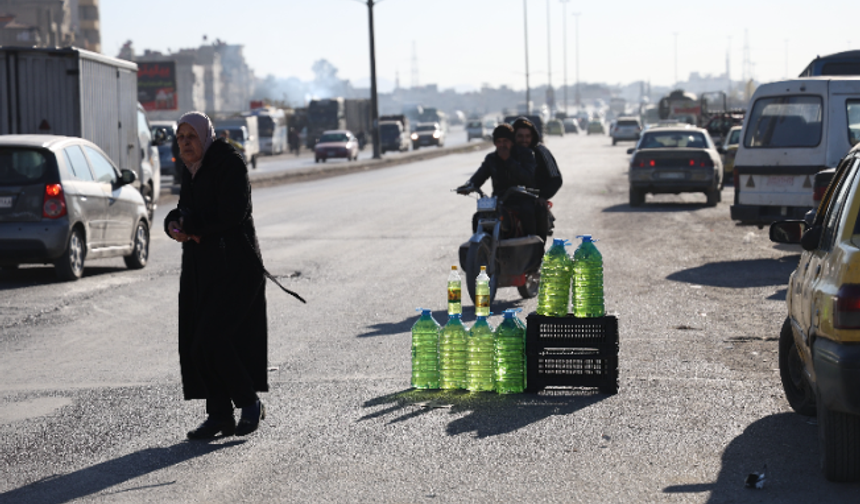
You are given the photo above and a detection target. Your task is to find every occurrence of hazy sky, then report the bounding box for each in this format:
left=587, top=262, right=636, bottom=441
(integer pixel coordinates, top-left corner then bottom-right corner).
left=102, top=0, right=856, bottom=91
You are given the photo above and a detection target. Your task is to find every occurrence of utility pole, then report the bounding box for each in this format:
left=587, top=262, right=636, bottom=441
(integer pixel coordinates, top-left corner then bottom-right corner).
left=560, top=0, right=569, bottom=114
left=573, top=12, right=580, bottom=106
left=673, top=32, right=679, bottom=87
left=524, top=0, right=530, bottom=114
left=545, top=0, right=554, bottom=112
left=366, top=0, right=381, bottom=159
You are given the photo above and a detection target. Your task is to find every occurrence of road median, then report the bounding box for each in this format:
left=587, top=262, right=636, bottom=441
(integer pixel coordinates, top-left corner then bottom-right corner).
left=248, top=140, right=492, bottom=188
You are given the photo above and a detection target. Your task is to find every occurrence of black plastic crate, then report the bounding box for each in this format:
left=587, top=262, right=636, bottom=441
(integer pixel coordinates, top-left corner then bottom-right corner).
left=525, top=313, right=619, bottom=394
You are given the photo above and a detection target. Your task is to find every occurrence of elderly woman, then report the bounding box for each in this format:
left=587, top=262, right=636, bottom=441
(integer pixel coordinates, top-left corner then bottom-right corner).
left=165, top=111, right=267, bottom=440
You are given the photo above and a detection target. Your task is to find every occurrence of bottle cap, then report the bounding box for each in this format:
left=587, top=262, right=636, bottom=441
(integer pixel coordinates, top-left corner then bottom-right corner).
left=451, top=265, right=457, bottom=270
left=415, top=308, right=432, bottom=315
left=480, top=265, right=486, bottom=271
left=576, top=234, right=598, bottom=243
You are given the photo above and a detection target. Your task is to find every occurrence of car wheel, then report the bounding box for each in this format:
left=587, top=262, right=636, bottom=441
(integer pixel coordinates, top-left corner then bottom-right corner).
left=705, top=187, right=719, bottom=207
left=123, top=220, right=149, bottom=270
left=612, top=138, right=617, bottom=146
left=629, top=186, right=645, bottom=207
left=55, top=227, right=85, bottom=281
left=251, top=155, right=257, bottom=169
left=142, top=183, right=155, bottom=222
left=818, top=397, right=860, bottom=482
left=778, top=317, right=816, bottom=416
left=518, top=270, right=540, bottom=299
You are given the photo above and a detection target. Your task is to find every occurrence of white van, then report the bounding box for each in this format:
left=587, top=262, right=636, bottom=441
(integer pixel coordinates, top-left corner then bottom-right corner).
left=731, top=78, right=860, bottom=225
left=215, top=116, right=260, bottom=169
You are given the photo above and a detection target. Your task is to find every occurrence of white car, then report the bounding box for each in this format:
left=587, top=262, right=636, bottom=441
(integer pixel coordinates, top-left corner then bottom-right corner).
left=611, top=117, right=642, bottom=145
left=466, top=120, right=489, bottom=141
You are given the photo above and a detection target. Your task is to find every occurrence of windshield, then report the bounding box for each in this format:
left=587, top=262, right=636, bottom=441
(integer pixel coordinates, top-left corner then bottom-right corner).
left=744, top=95, right=823, bottom=148
left=0, top=148, right=49, bottom=184
left=639, top=131, right=709, bottom=149
left=218, top=129, right=245, bottom=141
left=727, top=128, right=742, bottom=145
left=466, top=121, right=482, bottom=128
left=416, top=124, right=437, bottom=132
left=319, top=133, right=349, bottom=143
left=379, top=124, right=401, bottom=137
left=257, top=116, right=274, bottom=137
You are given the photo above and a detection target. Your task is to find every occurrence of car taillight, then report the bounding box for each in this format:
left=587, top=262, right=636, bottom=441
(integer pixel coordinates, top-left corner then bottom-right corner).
left=834, top=284, right=860, bottom=329
left=43, top=183, right=67, bottom=218
left=813, top=185, right=827, bottom=202
left=632, top=157, right=655, bottom=168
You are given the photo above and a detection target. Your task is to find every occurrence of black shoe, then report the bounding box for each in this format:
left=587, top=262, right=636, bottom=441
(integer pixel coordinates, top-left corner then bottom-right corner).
left=235, top=400, right=266, bottom=436
left=187, top=415, right=236, bottom=440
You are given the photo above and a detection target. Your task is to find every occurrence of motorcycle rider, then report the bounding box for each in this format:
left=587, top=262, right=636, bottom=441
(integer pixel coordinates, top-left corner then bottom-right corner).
left=457, top=123, right=539, bottom=237
left=512, top=117, right=562, bottom=239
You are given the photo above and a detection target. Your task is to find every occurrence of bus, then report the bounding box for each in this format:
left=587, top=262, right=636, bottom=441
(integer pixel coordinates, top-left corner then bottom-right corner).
left=246, top=108, right=287, bottom=155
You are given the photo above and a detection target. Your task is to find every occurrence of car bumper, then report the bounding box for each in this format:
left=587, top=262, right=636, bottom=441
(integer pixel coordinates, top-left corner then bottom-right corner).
left=630, top=180, right=715, bottom=194
left=730, top=203, right=810, bottom=223
left=316, top=151, right=350, bottom=159
left=0, top=220, right=70, bottom=264
left=414, top=137, right=440, bottom=146
left=814, top=337, right=860, bottom=415
left=613, top=133, right=640, bottom=140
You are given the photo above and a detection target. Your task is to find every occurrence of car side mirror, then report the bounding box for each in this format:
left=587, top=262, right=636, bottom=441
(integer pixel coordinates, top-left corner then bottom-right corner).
left=769, top=220, right=807, bottom=244
left=626, top=148, right=635, bottom=154
left=119, top=169, right=137, bottom=187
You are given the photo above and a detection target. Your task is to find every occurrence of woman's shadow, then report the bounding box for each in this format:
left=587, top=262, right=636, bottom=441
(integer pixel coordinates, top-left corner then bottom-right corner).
left=1, top=440, right=242, bottom=504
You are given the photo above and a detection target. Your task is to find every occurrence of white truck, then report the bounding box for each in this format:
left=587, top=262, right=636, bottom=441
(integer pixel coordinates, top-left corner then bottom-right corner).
left=0, top=46, right=160, bottom=217
left=731, top=78, right=860, bottom=225
left=215, top=116, right=260, bottom=169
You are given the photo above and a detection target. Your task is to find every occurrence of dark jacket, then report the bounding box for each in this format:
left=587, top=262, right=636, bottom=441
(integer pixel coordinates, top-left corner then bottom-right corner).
left=514, top=117, right=563, bottom=200
left=164, top=139, right=268, bottom=400
left=468, top=145, right=537, bottom=198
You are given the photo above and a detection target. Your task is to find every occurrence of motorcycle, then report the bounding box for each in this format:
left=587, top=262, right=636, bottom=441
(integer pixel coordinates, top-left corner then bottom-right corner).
left=455, top=185, right=547, bottom=305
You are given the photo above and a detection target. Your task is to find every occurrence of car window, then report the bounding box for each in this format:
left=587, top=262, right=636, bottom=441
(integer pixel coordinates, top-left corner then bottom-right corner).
left=84, top=146, right=117, bottom=184
left=0, top=148, right=49, bottom=184
left=847, top=100, right=860, bottom=146
left=821, top=157, right=860, bottom=250
left=727, top=128, right=742, bottom=145
left=744, top=95, right=823, bottom=148
left=638, top=132, right=707, bottom=149
left=63, top=145, right=94, bottom=181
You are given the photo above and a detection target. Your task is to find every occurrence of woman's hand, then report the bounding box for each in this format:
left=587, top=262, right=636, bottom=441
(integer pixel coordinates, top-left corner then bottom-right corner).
left=167, top=220, right=201, bottom=243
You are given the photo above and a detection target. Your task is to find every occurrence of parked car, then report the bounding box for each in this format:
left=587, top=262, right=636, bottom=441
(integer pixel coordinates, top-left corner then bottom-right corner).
left=563, top=118, right=580, bottom=134
left=150, top=120, right=177, bottom=177
left=465, top=120, right=489, bottom=141
left=611, top=117, right=642, bottom=145
left=627, top=127, right=723, bottom=206
left=379, top=121, right=410, bottom=153
left=0, top=135, right=150, bottom=280
left=314, top=130, right=360, bottom=163
left=411, top=122, right=446, bottom=149
left=586, top=120, right=605, bottom=135
left=718, top=125, right=742, bottom=187
left=546, top=119, right=565, bottom=136
left=769, top=143, right=860, bottom=482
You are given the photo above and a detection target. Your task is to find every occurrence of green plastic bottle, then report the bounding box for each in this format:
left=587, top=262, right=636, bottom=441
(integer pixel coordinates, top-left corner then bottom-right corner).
left=475, top=266, right=490, bottom=317
left=536, top=239, right=574, bottom=317
left=495, top=309, right=526, bottom=394
left=448, top=266, right=462, bottom=315
left=466, top=314, right=495, bottom=392
left=572, top=235, right=605, bottom=318
left=411, top=308, right=440, bottom=389
left=439, top=313, right=468, bottom=390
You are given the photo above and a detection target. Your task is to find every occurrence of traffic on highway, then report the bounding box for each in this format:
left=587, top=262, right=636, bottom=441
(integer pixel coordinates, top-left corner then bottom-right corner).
left=3, top=2, right=860, bottom=502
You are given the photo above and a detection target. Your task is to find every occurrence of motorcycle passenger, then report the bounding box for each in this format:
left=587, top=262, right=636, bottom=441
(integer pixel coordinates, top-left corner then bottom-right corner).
left=457, top=123, right=539, bottom=238
left=513, top=117, right=562, bottom=240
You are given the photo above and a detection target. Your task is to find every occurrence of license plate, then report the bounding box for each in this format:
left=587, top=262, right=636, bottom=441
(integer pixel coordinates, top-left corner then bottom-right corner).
left=329, top=150, right=337, bottom=156
left=477, top=197, right=497, bottom=211
left=658, top=172, right=685, bottom=179
left=767, top=176, right=794, bottom=187
left=0, top=196, right=12, bottom=208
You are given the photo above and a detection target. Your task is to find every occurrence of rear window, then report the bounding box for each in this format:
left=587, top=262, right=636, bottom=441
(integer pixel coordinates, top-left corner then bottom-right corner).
left=639, top=132, right=708, bottom=149
left=618, top=120, right=639, bottom=127
left=727, top=129, right=742, bottom=145
left=0, top=148, right=50, bottom=184
left=744, top=95, right=823, bottom=148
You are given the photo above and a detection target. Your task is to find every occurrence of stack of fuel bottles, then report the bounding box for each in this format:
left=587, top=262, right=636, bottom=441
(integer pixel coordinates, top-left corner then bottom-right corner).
left=411, top=266, right=528, bottom=394
left=528, top=236, right=619, bottom=394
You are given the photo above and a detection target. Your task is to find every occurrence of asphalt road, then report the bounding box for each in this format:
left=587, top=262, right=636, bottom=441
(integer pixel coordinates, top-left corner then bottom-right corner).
left=2, top=131, right=859, bottom=503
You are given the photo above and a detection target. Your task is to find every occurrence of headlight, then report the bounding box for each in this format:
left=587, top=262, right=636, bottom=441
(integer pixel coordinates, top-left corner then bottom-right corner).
left=411, top=133, right=418, bottom=140
left=433, top=132, right=441, bottom=139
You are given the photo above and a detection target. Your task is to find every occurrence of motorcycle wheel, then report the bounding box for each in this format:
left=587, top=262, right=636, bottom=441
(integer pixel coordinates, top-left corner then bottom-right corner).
left=518, top=270, right=540, bottom=299
left=466, top=236, right=498, bottom=307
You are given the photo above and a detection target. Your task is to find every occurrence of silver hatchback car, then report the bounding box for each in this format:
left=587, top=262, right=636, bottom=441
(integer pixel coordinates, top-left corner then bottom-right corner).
left=0, top=135, right=150, bottom=280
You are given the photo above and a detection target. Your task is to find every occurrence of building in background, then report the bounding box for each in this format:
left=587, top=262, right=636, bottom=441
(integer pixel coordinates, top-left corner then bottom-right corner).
left=0, top=0, right=99, bottom=52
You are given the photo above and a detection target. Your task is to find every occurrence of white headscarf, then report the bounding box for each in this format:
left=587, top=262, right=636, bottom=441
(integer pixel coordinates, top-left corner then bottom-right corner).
left=177, top=111, right=216, bottom=178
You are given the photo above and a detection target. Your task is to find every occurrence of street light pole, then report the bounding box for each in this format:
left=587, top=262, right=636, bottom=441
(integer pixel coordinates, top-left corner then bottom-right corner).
left=673, top=32, right=679, bottom=88
left=524, top=0, right=530, bottom=114
left=560, top=0, right=569, bottom=114
left=366, top=0, right=381, bottom=159
left=546, top=0, right=553, bottom=112
left=573, top=12, right=580, bottom=106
